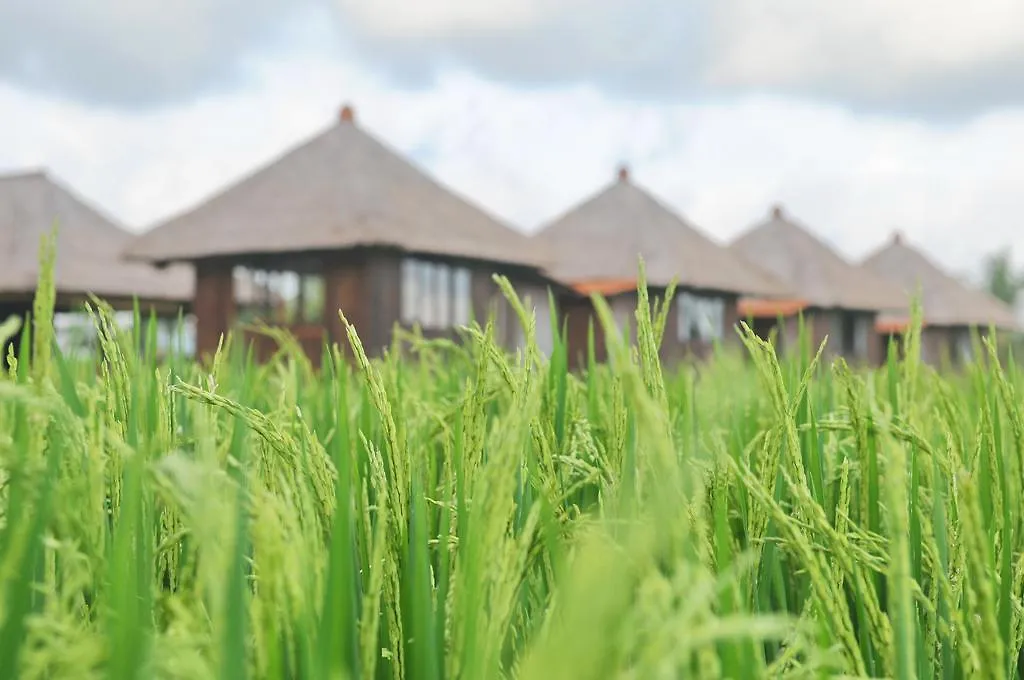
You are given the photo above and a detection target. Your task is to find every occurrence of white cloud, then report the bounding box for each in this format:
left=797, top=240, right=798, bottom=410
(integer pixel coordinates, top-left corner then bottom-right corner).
left=2, top=53, right=1024, bottom=284
left=334, top=0, right=563, bottom=36
left=709, top=0, right=1024, bottom=96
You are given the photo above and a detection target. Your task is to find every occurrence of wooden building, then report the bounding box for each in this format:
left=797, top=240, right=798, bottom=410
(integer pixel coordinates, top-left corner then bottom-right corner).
left=0, top=169, right=192, bottom=357
left=728, top=205, right=908, bottom=365
left=532, top=166, right=791, bottom=368
left=860, top=231, right=1017, bottom=365
left=123, top=105, right=553, bottom=363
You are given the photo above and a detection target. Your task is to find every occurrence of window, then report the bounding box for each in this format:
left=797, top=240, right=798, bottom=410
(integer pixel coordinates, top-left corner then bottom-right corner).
left=612, top=297, right=633, bottom=342
left=854, top=316, right=869, bottom=358
left=401, top=257, right=472, bottom=329
left=840, top=313, right=856, bottom=355
left=301, top=274, right=325, bottom=323
left=677, top=293, right=724, bottom=343
left=955, top=330, right=974, bottom=364
left=533, top=293, right=553, bottom=356
left=400, top=259, right=419, bottom=324
left=839, top=312, right=869, bottom=358
left=453, top=268, right=471, bottom=325
left=235, top=265, right=324, bottom=325
left=437, top=265, right=451, bottom=329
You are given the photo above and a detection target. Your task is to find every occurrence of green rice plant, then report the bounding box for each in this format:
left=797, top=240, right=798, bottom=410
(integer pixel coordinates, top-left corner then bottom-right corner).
left=3, top=245, right=1024, bottom=679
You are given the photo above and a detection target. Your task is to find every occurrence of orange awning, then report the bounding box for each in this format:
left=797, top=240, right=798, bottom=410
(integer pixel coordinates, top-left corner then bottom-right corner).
left=569, top=278, right=638, bottom=297
left=875, top=318, right=924, bottom=334
left=737, top=298, right=809, bottom=318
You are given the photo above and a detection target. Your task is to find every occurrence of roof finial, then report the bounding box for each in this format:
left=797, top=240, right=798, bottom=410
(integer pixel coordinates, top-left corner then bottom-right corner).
left=617, top=164, right=630, bottom=182
left=771, top=203, right=784, bottom=219
left=339, top=103, right=355, bottom=124
left=892, top=229, right=904, bottom=245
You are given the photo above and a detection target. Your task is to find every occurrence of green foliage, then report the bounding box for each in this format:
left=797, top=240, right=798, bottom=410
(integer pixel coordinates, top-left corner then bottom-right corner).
left=3, top=246, right=1024, bottom=678
left=984, top=246, right=1024, bottom=306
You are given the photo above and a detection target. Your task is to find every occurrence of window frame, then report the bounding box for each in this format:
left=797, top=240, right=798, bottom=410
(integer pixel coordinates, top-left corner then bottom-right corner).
left=677, top=291, right=725, bottom=343
left=401, top=256, right=473, bottom=330
left=234, top=260, right=326, bottom=326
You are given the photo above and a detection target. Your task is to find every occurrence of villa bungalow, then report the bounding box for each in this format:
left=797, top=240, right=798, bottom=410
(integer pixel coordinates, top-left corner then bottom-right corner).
left=0, top=169, right=192, bottom=358
left=860, top=231, right=1017, bottom=365
left=532, top=166, right=792, bottom=369
left=728, top=205, right=908, bottom=365
left=123, top=104, right=553, bottom=363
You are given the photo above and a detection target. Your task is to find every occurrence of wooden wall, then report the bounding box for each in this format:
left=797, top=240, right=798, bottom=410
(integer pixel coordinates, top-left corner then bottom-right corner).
left=660, top=292, right=741, bottom=364
left=748, top=313, right=803, bottom=355
left=191, top=248, right=552, bottom=363
left=799, top=309, right=881, bottom=366
left=561, top=288, right=743, bottom=371
left=918, top=325, right=983, bottom=367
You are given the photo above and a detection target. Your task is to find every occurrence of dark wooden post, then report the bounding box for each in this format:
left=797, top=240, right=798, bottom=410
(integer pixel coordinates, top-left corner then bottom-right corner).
left=365, top=252, right=400, bottom=357
left=194, top=260, right=235, bottom=360
left=562, top=295, right=605, bottom=371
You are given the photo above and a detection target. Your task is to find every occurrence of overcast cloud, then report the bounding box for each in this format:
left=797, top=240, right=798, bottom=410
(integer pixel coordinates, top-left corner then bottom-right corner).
left=3, top=1, right=1024, bottom=116
left=0, top=0, right=320, bottom=107
left=340, top=0, right=1024, bottom=118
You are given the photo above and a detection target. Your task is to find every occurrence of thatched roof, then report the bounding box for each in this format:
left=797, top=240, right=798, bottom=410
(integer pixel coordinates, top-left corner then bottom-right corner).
left=0, top=170, right=192, bottom=306
left=729, top=205, right=908, bottom=313
left=861, top=231, right=1018, bottom=330
left=125, top=105, right=545, bottom=271
left=531, top=167, right=791, bottom=298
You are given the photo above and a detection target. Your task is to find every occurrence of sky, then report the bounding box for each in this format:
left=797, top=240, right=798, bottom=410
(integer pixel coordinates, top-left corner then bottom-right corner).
left=3, top=1, right=1024, bottom=282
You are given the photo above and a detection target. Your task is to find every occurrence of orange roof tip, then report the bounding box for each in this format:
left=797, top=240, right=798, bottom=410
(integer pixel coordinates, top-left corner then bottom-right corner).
left=339, top=103, right=355, bottom=123
left=771, top=203, right=784, bottom=219
left=617, top=164, right=630, bottom=182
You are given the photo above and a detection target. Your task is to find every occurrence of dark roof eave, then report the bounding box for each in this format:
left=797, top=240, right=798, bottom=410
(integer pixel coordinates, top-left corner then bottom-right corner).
left=126, top=240, right=547, bottom=273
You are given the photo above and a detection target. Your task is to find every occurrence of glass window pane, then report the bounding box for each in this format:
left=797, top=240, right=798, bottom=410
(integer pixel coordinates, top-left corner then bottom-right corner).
left=248, top=269, right=270, bottom=321
left=534, top=292, right=553, bottom=356
left=234, top=267, right=256, bottom=323
left=958, top=331, right=973, bottom=362
left=437, top=264, right=451, bottom=327
left=401, top=259, right=416, bottom=324
left=271, top=271, right=297, bottom=324
left=302, top=274, right=325, bottom=323
left=678, top=293, right=692, bottom=341
left=454, top=268, right=471, bottom=325
left=419, top=261, right=434, bottom=328
left=268, top=271, right=284, bottom=323
left=612, top=297, right=632, bottom=341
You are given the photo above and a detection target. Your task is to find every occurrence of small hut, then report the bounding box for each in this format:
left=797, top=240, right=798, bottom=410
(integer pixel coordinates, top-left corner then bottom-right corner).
left=532, top=166, right=791, bottom=368
left=123, top=104, right=553, bottom=362
left=0, top=169, right=192, bottom=356
left=728, top=205, right=908, bottom=365
left=860, top=231, right=1017, bottom=364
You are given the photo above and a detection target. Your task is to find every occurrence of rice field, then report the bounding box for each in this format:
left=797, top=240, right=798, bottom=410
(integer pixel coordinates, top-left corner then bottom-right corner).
left=3, top=236, right=1024, bottom=679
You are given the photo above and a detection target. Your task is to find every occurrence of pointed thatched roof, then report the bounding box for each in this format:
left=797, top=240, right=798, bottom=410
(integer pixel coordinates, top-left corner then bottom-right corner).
left=531, top=167, right=791, bottom=298
left=729, top=205, right=907, bottom=313
left=861, top=231, right=1018, bottom=330
left=124, top=105, right=545, bottom=271
left=0, top=170, right=191, bottom=305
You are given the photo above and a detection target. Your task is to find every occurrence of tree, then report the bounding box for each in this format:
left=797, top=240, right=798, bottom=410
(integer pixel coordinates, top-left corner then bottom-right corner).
left=984, top=246, right=1024, bottom=306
